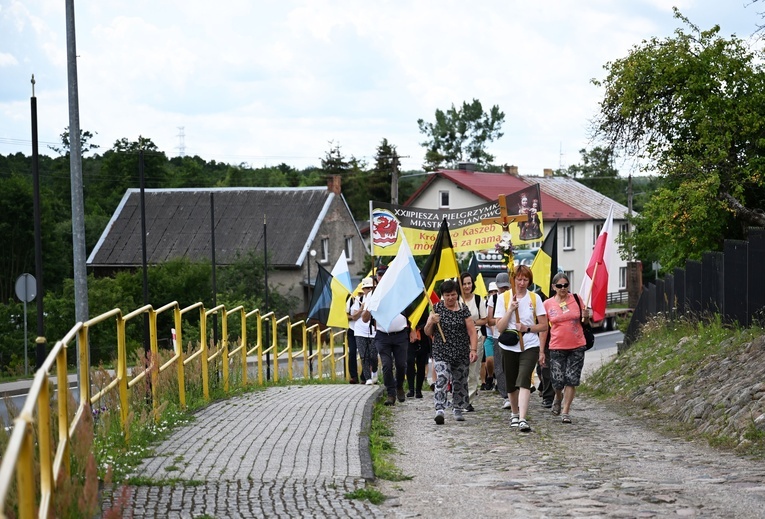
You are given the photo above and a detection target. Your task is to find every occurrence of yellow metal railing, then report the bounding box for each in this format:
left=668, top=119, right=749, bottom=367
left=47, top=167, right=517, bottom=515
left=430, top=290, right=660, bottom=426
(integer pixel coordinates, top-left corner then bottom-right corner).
left=0, top=301, right=350, bottom=519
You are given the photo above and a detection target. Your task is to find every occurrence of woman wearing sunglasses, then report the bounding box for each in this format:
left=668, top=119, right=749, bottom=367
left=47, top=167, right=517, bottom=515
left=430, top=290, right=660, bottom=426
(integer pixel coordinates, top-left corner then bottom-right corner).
left=542, top=272, right=591, bottom=424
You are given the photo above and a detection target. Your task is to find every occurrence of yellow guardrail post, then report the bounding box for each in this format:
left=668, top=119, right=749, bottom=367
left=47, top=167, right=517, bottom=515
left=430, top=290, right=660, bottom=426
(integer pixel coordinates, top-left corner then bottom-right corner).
left=301, top=323, right=309, bottom=379
left=116, top=317, right=129, bottom=435
left=16, top=418, right=35, bottom=519
left=149, top=307, right=160, bottom=422
left=200, top=305, right=209, bottom=401
left=37, top=374, right=52, bottom=514
left=56, top=341, right=70, bottom=479
left=221, top=307, right=229, bottom=392
left=240, top=307, right=248, bottom=386
left=174, top=304, right=186, bottom=408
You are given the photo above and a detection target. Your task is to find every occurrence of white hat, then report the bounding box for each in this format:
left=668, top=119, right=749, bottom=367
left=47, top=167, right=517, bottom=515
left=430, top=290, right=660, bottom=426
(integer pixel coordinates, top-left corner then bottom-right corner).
left=361, top=277, right=374, bottom=288
left=488, top=281, right=498, bottom=292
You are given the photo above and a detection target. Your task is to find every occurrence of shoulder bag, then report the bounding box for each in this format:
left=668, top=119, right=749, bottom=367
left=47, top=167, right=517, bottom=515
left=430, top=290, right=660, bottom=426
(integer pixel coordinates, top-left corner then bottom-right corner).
left=572, top=294, right=595, bottom=351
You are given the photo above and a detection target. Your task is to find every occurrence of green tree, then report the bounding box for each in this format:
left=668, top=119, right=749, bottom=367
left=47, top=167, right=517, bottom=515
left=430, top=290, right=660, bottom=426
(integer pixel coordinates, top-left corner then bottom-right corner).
left=93, top=136, right=168, bottom=216
left=417, top=99, right=505, bottom=171
left=592, top=10, right=765, bottom=270
left=48, top=127, right=100, bottom=156
left=564, top=147, right=626, bottom=206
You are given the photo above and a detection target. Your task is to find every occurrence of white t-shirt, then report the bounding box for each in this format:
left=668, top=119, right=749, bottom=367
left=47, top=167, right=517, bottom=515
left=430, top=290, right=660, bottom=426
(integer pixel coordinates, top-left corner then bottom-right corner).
left=487, top=290, right=508, bottom=339
left=352, top=296, right=376, bottom=337
left=493, top=290, right=546, bottom=352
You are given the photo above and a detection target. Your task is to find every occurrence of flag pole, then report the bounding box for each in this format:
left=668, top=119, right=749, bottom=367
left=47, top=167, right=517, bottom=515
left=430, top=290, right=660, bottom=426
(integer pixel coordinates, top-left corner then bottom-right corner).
left=583, top=262, right=599, bottom=322
left=424, top=288, right=446, bottom=341
left=510, top=268, right=525, bottom=351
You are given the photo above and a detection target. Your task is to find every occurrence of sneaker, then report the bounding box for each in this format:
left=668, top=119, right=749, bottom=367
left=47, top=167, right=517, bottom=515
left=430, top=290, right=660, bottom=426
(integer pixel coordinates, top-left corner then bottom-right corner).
left=542, top=399, right=553, bottom=409
left=453, top=409, right=465, bottom=422
left=518, top=419, right=531, bottom=432
left=434, top=410, right=445, bottom=425
left=406, top=389, right=414, bottom=398
left=384, top=395, right=396, bottom=406
left=446, top=401, right=453, bottom=409
left=397, top=388, right=406, bottom=402
left=465, top=403, right=475, bottom=412
left=365, top=379, right=374, bottom=386
left=480, top=383, right=486, bottom=391
left=371, top=372, right=379, bottom=384
left=349, top=378, right=358, bottom=385
left=509, top=414, right=520, bottom=428
left=415, top=389, right=423, bottom=399
left=502, top=400, right=512, bottom=410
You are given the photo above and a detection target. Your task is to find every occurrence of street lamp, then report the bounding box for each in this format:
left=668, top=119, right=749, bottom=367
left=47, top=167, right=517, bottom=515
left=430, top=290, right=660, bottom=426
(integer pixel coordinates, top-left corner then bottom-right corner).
left=306, top=249, right=316, bottom=311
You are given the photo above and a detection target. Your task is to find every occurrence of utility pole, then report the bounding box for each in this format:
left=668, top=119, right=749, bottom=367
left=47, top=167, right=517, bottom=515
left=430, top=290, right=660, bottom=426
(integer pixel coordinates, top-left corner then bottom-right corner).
left=65, top=0, right=89, bottom=378
left=391, top=153, right=399, bottom=205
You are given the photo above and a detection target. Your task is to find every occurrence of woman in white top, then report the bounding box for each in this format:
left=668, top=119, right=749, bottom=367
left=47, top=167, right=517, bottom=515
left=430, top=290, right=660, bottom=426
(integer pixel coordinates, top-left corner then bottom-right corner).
left=351, top=278, right=378, bottom=384
left=495, top=265, right=548, bottom=433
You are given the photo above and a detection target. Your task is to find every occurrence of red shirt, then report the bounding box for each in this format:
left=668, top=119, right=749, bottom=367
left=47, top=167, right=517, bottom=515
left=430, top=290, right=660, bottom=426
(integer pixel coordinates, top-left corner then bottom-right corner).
left=543, top=294, right=586, bottom=350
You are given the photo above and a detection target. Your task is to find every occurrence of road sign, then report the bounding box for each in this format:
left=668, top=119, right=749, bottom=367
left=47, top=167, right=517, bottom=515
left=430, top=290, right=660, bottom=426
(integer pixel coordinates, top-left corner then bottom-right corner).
left=15, top=273, right=37, bottom=303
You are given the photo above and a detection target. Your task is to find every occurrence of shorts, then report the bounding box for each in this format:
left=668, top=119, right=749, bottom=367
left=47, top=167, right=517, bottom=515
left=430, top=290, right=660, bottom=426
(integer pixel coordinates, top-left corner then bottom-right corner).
left=549, top=347, right=586, bottom=389
left=483, top=336, right=495, bottom=357
left=502, top=347, right=538, bottom=391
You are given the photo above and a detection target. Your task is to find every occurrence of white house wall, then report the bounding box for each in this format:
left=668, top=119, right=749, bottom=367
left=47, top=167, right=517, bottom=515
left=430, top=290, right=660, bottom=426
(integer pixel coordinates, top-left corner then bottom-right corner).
left=413, top=179, right=627, bottom=296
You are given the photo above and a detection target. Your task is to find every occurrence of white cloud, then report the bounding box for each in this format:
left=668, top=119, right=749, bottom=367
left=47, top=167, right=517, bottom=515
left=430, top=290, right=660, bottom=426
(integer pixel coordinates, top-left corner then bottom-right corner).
left=0, top=0, right=759, bottom=173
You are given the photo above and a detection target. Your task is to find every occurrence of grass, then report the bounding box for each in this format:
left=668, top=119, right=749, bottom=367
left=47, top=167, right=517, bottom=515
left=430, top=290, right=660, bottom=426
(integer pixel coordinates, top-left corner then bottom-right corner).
left=581, top=314, right=765, bottom=458
left=368, top=399, right=412, bottom=482
left=345, top=488, right=386, bottom=505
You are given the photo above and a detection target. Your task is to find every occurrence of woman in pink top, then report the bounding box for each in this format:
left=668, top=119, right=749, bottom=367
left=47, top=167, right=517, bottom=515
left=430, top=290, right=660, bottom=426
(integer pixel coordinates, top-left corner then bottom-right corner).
left=542, top=273, right=590, bottom=424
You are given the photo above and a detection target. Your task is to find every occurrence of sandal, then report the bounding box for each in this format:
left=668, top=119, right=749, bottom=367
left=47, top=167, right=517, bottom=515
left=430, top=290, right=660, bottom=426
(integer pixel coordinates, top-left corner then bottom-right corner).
left=509, top=414, right=520, bottom=428
left=551, top=400, right=562, bottom=416
left=561, top=414, right=571, bottom=424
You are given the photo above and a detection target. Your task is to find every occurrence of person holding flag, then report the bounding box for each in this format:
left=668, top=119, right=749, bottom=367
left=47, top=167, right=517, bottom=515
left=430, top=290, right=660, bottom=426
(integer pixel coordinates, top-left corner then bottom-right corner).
left=424, top=279, right=478, bottom=424
left=363, top=236, right=425, bottom=406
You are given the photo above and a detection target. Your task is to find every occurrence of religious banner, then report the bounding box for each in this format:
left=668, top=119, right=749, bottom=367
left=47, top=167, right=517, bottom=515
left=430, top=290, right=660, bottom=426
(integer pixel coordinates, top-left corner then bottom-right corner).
left=370, top=184, right=544, bottom=256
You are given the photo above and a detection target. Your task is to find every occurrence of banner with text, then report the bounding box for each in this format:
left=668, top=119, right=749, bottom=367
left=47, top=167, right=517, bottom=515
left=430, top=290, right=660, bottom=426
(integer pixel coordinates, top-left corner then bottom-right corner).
left=371, top=185, right=544, bottom=256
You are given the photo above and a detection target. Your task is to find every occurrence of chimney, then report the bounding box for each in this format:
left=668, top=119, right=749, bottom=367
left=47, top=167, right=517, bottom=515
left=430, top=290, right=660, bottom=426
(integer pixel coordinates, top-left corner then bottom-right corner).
left=543, top=168, right=554, bottom=178
left=504, top=165, right=519, bottom=176
left=327, top=174, right=342, bottom=194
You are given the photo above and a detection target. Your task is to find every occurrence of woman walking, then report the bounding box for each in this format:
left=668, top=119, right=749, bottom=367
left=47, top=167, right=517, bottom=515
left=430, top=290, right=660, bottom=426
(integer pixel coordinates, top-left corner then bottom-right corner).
left=350, top=277, right=378, bottom=385
left=542, top=272, right=590, bottom=424
left=495, top=266, right=548, bottom=432
left=459, top=272, right=488, bottom=411
left=424, top=279, right=478, bottom=424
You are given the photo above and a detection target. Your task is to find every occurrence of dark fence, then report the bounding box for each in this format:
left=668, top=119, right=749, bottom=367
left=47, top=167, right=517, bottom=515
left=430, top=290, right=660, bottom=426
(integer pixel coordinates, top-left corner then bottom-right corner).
left=624, top=227, right=765, bottom=346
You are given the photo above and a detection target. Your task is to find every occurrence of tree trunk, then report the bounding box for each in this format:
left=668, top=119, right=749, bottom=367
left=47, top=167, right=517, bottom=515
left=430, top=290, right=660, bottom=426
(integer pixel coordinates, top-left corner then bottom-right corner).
left=720, top=192, right=765, bottom=227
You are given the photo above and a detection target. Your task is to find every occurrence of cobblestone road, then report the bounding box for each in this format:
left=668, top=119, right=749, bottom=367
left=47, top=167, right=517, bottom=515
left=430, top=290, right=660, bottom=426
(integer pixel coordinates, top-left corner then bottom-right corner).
left=376, top=389, right=765, bottom=518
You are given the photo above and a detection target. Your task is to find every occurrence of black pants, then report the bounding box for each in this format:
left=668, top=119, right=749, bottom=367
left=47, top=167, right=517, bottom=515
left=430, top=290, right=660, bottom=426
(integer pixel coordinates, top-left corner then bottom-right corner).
left=375, top=330, right=409, bottom=397
left=346, top=329, right=359, bottom=381
left=537, top=362, right=555, bottom=401
left=406, top=336, right=431, bottom=392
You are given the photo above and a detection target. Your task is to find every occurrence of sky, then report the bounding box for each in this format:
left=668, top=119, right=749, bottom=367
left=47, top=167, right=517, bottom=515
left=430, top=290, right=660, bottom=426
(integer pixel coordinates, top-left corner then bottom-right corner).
left=0, top=0, right=761, bottom=174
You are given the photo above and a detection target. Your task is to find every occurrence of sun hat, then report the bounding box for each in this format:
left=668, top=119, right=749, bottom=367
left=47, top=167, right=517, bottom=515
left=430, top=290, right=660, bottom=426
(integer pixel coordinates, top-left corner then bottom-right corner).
left=361, top=277, right=374, bottom=288
left=488, top=281, right=498, bottom=292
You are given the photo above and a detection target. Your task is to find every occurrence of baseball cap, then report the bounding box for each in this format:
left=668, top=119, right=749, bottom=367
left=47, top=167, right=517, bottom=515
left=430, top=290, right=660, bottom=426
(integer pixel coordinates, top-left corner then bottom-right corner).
left=495, top=273, right=511, bottom=289
left=376, top=264, right=388, bottom=277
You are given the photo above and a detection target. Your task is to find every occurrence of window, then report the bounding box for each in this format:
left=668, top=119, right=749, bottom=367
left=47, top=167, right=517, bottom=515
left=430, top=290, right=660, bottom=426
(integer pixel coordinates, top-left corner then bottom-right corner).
left=593, top=223, right=602, bottom=246
left=563, top=225, right=574, bottom=250
left=564, top=271, right=575, bottom=288
left=619, top=267, right=627, bottom=289
left=320, top=238, right=329, bottom=263
left=439, top=190, right=450, bottom=208
left=620, top=222, right=629, bottom=236
left=344, top=236, right=353, bottom=262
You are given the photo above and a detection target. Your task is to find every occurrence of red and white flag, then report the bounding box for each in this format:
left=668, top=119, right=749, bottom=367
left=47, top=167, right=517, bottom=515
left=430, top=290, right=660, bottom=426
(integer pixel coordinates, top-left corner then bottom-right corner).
left=579, top=205, right=614, bottom=322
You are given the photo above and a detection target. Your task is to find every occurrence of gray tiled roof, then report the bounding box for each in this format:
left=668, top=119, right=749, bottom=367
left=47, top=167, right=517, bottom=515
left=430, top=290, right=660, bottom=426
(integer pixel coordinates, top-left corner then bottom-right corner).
left=87, top=187, right=335, bottom=268
left=532, top=176, right=631, bottom=220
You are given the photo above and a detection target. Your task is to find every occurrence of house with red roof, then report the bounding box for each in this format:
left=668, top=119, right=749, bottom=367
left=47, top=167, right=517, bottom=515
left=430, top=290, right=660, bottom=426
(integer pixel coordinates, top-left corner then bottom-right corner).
left=403, top=164, right=631, bottom=296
